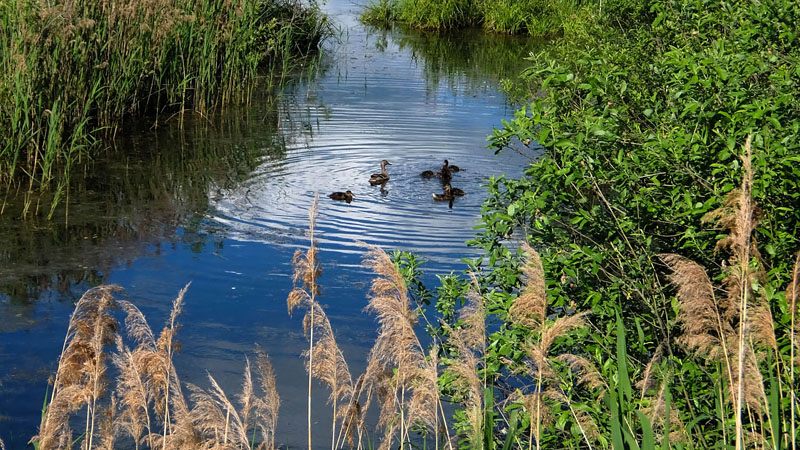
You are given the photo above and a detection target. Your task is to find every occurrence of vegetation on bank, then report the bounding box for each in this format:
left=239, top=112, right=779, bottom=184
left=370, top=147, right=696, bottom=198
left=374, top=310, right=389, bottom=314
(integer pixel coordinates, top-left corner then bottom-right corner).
left=450, top=0, right=799, bottom=447
left=360, top=0, right=633, bottom=36
left=0, top=0, right=329, bottom=212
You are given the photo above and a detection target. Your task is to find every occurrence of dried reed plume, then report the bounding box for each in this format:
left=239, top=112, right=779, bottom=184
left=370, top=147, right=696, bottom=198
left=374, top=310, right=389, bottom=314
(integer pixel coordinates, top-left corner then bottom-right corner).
left=116, top=285, right=195, bottom=450
left=444, top=289, right=486, bottom=447
left=662, top=137, right=779, bottom=450
left=186, top=351, right=281, bottom=450
left=254, top=350, right=280, bottom=450
left=510, top=244, right=599, bottom=450
left=288, top=194, right=354, bottom=450
left=789, top=253, right=800, bottom=450
left=32, top=285, right=120, bottom=450
left=361, top=243, right=449, bottom=450
left=303, top=303, right=353, bottom=450
left=509, top=243, right=546, bottom=330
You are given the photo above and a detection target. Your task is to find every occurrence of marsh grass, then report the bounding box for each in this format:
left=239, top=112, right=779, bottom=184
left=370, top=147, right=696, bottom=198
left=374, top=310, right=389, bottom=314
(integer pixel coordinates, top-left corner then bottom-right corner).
left=0, top=0, right=329, bottom=213
left=360, top=0, right=597, bottom=36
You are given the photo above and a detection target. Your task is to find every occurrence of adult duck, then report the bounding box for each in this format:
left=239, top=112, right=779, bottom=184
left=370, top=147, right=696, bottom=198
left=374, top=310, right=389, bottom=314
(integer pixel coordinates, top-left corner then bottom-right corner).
left=369, top=160, right=391, bottom=185
left=328, top=190, right=354, bottom=203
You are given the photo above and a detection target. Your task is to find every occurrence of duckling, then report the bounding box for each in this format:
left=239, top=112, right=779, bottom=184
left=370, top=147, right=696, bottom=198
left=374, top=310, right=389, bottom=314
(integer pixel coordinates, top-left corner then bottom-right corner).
left=438, top=161, right=452, bottom=183
left=432, top=184, right=454, bottom=201
left=420, top=170, right=437, bottom=178
left=369, top=160, right=391, bottom=185
left=451, top=186, right=466, bottom=196
left=443, top=159, right=461, bottom=172
left=328, top=190, right=354, bottom=203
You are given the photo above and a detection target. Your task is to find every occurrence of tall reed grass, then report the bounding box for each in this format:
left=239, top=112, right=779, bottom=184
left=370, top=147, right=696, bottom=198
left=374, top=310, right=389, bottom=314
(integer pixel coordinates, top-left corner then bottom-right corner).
left=0, top=0, right=328, bottom=212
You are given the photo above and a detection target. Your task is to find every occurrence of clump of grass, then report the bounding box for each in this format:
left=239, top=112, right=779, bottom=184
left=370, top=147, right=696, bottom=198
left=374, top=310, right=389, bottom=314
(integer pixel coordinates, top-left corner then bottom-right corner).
left=360, top=0, right=397, bottom=27
left=0, top=0, right=329, bottom=209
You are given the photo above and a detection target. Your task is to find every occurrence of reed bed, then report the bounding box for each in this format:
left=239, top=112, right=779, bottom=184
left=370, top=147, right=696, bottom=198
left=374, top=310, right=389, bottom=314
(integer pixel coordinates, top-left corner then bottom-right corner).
left=360, top=0, right=596, bottom=36
left=0, top=0, right=328, bottom=211
left=18, top=148, right=800, bottom=448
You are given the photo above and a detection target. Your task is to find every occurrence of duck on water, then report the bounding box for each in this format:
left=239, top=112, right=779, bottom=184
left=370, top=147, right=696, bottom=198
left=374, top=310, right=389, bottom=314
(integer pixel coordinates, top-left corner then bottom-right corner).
left=369, top=160, right=391, bottom=185
left=328, top=190, right=354, bottom=203
left=420, top=159, right=461, bottom=181
left=432, top=183, right=465, bottom=201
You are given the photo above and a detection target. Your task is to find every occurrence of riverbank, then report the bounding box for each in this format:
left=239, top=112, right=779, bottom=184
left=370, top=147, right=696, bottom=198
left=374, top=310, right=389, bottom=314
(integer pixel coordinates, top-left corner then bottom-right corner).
left=359, top=0, right=644, bottom=37
left=0, top=0, right=329, bottom=214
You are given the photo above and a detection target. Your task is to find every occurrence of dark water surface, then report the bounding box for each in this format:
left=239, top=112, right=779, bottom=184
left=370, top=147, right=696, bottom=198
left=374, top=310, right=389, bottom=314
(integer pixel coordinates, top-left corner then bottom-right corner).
left=0, top=1, right=540, bottom=447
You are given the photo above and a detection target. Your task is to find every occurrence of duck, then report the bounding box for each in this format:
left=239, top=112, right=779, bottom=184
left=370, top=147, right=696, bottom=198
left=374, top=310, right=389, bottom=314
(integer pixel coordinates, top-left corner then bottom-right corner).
left=328, top=190, right=354, bottom=203
left=420, top=169, right=437, bottom=178
left=451, top=185, right=466, bottom=196
left=443, top=159, right=461, bottom=172
left=369, top=160, right=391, bottom=185
left=438, top=161, right=452, bottom=183
left=432, top=184, right=454, bottom=201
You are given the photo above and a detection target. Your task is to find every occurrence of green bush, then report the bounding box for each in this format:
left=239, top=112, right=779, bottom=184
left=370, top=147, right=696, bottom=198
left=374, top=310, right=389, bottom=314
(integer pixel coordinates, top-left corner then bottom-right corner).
left=464, top=0, right=800, bottom=445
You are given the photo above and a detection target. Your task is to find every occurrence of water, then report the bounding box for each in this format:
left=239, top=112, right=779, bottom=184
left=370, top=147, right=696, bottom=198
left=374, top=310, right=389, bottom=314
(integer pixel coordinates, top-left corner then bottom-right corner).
left=0, top=1, right=541, bottom=447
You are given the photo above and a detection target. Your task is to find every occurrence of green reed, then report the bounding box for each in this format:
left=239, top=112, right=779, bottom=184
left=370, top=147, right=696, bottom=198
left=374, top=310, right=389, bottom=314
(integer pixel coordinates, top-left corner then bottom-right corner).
left=360, top=0, right=598, bottom=36
left=0, top=0, right=328, bottom=212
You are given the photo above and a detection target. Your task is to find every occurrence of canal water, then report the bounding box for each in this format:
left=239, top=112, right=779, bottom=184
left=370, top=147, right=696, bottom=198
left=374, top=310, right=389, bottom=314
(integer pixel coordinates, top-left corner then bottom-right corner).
left=0, top=1, right=540, bottom=447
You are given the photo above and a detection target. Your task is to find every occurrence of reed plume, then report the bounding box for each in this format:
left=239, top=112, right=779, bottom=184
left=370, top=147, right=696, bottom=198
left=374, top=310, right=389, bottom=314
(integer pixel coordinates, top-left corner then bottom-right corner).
left=444, top=289, right=485, bottom=448
left=188, top=372, right=250, bottom=448
left=287, top=194, right=327, bottom=450
left=302, top=302, right=353, bottom=450
left=662, top=136, right=779, bottom=450
left=253, top=350, right=280, bottom=450
left=361, top=243, right=448, bottom=450
left=509, top=243, right=546, bottom=330
left=509, top=244, right=599, bottom=450
left=186, top=352, right=280, bottom=450
left=789, top=253, right=799, bottom=450
left=113, top=335, right=153, bottom=449
left=33, top=285, right=120, bottom=450
left=118, top=286, right=195, bottom=450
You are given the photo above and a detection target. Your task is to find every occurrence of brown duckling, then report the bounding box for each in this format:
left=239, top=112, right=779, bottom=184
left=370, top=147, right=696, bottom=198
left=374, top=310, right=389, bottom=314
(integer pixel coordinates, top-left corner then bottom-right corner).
left=442, top=159, right=461, bottom=172
left=328, top=190, right=354, bottom=203
left=369, top=160, right=391, bottom=185
left=432, top=184, right=454, bottom=201
left=451, top=186, right=465, bottom=196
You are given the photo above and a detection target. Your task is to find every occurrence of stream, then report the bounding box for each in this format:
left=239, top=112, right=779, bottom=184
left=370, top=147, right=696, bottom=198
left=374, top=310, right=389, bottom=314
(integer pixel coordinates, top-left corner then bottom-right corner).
left=0, top=1, right=541, bottom=447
